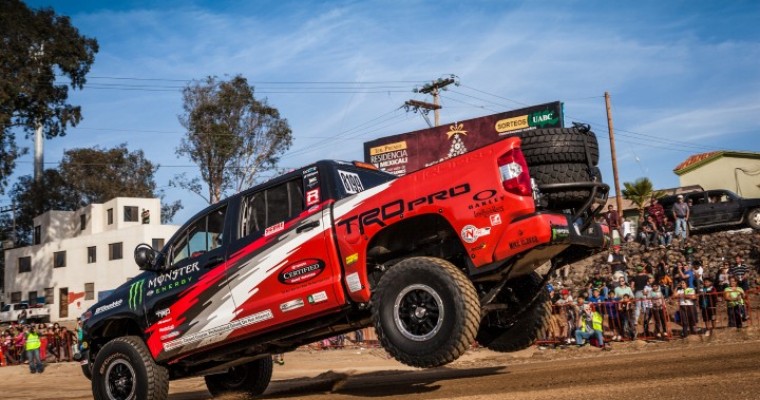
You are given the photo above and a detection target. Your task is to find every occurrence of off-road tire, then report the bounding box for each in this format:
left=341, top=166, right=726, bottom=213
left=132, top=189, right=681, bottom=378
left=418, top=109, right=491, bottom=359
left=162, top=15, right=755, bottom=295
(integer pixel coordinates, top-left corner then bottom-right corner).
left=748, top=208, right=760, bottom=230
left=530, top=163, right=602, bottom=209
left=204, top=357, right=273, bottom=398
left=512, top=127, right=599, bottom=166
left=476, top=273, right=551, bottom=352
left=372, top=256, right=480, bottom=368
left=82, top=362, right=93, bottom=381
left=91, top=336, right=169, bottom=400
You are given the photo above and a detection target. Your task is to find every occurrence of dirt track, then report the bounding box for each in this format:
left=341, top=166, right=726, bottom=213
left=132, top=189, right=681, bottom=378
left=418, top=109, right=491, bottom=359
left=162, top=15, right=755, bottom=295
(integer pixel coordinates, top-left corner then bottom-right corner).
left=2, top=331, right=760, bottom=399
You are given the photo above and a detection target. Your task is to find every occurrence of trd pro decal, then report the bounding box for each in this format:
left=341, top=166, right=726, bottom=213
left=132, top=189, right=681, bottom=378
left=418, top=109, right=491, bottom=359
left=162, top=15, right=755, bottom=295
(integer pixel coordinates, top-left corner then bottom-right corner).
left=278, top=259, right=326, bottom=284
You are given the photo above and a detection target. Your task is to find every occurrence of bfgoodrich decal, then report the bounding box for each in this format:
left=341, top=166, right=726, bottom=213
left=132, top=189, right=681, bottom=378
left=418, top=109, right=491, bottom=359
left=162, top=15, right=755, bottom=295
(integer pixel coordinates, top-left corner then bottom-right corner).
left=278, top=259, right=326, bottom=284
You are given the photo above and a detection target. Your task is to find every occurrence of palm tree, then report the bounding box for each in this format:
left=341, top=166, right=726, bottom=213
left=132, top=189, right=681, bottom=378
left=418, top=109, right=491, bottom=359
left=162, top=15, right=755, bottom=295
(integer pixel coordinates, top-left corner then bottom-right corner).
left=622, top=177, right=662, bottom=219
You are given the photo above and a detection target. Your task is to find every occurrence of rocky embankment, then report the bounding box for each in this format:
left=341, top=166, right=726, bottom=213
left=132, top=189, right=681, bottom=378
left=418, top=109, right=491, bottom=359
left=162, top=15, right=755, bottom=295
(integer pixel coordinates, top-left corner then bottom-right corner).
left=562, top=229, right=760, bottom=289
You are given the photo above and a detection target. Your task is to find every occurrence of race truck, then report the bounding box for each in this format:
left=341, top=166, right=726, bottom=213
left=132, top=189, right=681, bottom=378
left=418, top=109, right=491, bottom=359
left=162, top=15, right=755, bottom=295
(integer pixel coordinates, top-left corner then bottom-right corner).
left=80, top=126, right=607, bottom=400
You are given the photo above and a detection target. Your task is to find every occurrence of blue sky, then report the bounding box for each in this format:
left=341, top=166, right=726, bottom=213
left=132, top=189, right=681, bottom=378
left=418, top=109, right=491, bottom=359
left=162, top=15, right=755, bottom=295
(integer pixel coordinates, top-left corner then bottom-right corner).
left=7, top=0, right=760, bottom=223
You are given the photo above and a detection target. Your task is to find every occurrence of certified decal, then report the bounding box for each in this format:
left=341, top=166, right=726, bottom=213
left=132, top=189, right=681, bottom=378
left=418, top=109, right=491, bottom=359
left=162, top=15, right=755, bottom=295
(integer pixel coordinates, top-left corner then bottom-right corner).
left=306, top=188, right=320, bottom=206
left=460, top=225, right=492, bottom=243
left=489, top=214, right=502, bottom=226
left=280, top=298, right=305, bottom=312
left=338, top=170, right=365, bottom=194
left=264, top=221, right=285, bottom=237
left=308, top=291, right=328, bottom=304
left=278, top=259, right=326, bottom=284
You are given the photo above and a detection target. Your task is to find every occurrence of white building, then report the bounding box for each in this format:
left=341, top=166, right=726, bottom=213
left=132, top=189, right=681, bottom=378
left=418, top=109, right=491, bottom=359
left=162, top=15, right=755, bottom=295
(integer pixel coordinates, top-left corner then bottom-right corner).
left=3, top=198, right=179, bottom=321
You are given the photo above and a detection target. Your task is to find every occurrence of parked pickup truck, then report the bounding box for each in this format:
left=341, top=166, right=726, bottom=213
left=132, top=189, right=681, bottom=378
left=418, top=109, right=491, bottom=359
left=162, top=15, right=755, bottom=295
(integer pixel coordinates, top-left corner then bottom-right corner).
left=80, top=127, right=608, bottom=400
left=0, top=303, right=51, bottom=323
left=659, top=189, right=760, bottom=231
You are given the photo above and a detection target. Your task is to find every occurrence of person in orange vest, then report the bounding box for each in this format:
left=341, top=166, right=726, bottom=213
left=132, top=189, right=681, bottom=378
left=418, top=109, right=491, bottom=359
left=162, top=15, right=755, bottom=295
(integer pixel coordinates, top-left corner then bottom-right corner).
left=25, top=325, right=44, bottom=373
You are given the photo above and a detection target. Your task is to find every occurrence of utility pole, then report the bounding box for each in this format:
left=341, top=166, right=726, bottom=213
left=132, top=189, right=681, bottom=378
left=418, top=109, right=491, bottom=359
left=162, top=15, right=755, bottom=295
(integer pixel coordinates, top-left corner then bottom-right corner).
left=405, top=75, right=458, bottom=127
left=31, top=43, right=45, bottom=183
left=605, top=92, right=624, bottom=224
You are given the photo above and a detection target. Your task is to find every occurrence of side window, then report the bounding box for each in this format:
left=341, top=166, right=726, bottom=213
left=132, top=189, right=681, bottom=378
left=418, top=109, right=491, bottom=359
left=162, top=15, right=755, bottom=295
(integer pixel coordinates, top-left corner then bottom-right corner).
left=171, top=206, right=227, bottom=266
left=239, top=179, right=304, bottom=239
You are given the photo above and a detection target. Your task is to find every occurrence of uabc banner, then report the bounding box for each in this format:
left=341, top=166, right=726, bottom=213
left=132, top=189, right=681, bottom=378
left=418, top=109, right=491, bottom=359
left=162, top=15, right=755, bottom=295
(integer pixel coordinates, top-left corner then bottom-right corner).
left=364, top=101, right=563, bottom=176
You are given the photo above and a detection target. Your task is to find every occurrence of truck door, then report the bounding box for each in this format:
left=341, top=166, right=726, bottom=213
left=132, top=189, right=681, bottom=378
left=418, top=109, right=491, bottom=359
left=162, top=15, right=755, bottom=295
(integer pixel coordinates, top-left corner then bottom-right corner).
left=223, top=171, right=345, bottom=343
left=142, top=204, right=232, bottom=360
left=707, top=190, right=743, bottom=224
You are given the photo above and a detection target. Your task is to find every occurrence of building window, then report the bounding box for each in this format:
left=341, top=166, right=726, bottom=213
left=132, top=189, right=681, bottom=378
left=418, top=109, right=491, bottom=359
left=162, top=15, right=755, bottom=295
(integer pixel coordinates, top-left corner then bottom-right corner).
left=44, top=288, right=54, bottom=305
left=87, top=246, right=97, bottom=263
left=34, top=225, right=41, bottom=245
left=142, top=209, right=150, bottom=224
left=152, top=238, right=165, bottom=250
left=54, top=251, right=67, bottom=268
left=28, top=291, right=38, bottom=306
left=80, top=214, right=87, bottom=230
left=85, top=283, right=95, bottom=300
left=124, top=206, right=138, bottom=222
left=11, top=292, right=22, bottom=303
left=109, top=242, right=123, bottom=260
left=18, top=256, right=31, bottom=273
left=107, top=208, right=114, bottom=225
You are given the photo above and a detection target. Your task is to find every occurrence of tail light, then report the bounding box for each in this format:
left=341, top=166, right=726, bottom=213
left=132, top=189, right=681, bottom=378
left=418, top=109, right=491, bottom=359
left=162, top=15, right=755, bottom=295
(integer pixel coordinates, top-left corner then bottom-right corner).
left=497, top=148, right=532, bottom=196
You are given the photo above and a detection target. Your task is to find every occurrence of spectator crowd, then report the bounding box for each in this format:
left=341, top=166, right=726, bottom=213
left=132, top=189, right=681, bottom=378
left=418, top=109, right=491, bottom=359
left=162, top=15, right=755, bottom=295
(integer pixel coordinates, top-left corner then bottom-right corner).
left=0, top=320, right=83, bottom=372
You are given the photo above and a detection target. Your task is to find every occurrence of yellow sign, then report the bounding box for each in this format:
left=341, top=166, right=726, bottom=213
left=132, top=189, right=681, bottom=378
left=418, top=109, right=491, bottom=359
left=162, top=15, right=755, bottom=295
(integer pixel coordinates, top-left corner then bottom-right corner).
left=345, top=253, right=359, bottom=265
left=495, top=115, right=529, bottom=134
left=369, top=141, right=407, bottom=156
left=446, top=122, right=468, bottom=139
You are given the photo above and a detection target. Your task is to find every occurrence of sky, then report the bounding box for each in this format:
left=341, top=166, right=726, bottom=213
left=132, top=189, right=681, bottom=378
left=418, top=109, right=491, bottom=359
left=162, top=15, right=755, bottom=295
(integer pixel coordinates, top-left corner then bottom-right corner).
left=7, top=0, right=760, bottom=224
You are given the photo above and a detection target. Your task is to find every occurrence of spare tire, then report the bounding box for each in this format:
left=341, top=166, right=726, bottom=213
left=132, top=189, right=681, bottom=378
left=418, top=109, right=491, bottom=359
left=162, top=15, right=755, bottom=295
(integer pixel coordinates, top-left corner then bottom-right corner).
left=507, top=127, right=599, bottom=166
left=530, top=163, right=602, bottom=210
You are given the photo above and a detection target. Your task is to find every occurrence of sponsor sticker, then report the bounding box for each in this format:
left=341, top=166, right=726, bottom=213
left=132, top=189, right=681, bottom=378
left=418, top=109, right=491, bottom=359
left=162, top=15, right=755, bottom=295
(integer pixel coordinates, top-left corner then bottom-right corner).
left=280, top=298, right=305, bottom=312
left=128, top=280, right=145, bottom=310
left=338, top=170, right=365, bottom=194
left=163, top=309, right=274, bottom=351
left=160, top=331, right=180, bottom=341
left=158, top=325, right=175, bottom=333
left=264, top=221, right=285, bottom=237
left=94, top=299, right=123, bottom=315
left=308, top=291, right=328, bottom=304
left=306, top=176, right=319, bottom=189
left=306, top=188, right=320, bottom=206
left=489, top=214, right=502, bottom=226
left=345, top=253, right=359, bottom=266
left=551, top=226, right=570, bottom=241
left=155, top=308, right=171, bottom=318
left=278, top=259, right=326, bottom=284
left=509, top=235, right=539, bottom=249
left=460, top=225, right=492, bottom=244
left=346, top=272, right=362, bottom=293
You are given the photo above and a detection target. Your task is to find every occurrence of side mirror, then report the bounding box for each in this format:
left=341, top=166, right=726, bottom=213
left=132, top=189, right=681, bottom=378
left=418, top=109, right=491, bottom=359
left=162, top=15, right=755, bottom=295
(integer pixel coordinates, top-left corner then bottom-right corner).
left=134, top=243, right=164, bottom=271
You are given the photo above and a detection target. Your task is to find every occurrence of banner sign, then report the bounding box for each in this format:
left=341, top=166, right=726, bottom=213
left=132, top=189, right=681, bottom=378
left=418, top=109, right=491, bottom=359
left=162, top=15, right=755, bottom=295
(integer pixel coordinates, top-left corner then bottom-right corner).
left=364, top=101, right=563, bottom=176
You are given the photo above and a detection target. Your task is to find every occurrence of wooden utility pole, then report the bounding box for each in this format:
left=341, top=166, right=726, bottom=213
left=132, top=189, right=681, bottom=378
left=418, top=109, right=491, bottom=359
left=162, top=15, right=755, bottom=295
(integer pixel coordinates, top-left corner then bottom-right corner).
left=405, top=75, right=458, bottom=127
left=605, top=92, right=624, bottom=222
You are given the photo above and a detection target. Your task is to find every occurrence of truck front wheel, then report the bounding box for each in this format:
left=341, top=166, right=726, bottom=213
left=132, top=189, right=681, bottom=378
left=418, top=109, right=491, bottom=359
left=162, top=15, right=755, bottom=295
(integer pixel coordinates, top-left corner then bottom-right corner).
left=204, top=357, right=273, bottom=398
left=91, top=336, right=169, bottom=400
left=372, top=257, right=480, bottom=368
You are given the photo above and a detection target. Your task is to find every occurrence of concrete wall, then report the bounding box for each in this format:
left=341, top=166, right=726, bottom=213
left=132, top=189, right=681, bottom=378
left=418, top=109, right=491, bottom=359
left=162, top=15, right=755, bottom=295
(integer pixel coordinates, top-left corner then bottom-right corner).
left=679, top=157, right=760, bottom=199
left=3, top=198, right=178, bottom=321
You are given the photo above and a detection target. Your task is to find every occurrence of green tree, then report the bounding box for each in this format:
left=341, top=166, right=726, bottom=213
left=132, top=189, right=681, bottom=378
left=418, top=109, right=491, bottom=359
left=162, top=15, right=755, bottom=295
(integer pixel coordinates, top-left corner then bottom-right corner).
left=622, top=177, right=662, bottom=219
left=176, top=75, right=293, bottom=204
left=5, top=145, right=181, bottom=244
left=0, top=0, right=98, bottom=194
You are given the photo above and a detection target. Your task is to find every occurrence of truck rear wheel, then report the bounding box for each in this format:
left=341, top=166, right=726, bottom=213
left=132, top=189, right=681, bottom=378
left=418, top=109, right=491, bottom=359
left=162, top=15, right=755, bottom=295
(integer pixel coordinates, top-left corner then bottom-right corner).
left=476, top=273, right=551, bottom=352
left=204, top=357, right=273, bottom=398
left=748, top=208, right=760, bottom=230
left=372, top=257, right=480, bottom=368
left=91, top=336, right=169, bottom=400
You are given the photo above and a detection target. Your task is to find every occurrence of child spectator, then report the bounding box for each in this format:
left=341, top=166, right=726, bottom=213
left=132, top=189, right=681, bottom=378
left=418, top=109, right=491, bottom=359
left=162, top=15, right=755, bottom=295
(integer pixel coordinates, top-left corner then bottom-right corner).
left=648, top=283, right=668, bottom=339
left=699, top=277, right=718, bottom=336
left=674, top=280, right=698, bottom=337
left=716, top=262, right=731, bottom=292
left=555, top=289, right=577, bottom=344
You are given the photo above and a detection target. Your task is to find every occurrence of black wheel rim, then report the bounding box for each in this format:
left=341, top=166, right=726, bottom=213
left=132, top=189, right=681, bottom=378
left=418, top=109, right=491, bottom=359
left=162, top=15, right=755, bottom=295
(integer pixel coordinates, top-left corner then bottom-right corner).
left=105, top=359, right=136, bottom=400
left=393, top=284, right=445, bottom=341
left=222, top=366, right=249, bottom=389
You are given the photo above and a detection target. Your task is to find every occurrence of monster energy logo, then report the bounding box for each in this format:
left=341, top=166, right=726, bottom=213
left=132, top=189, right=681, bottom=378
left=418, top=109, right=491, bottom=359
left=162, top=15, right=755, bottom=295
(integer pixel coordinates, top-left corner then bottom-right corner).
left=129, top=279, right=145, bottom=310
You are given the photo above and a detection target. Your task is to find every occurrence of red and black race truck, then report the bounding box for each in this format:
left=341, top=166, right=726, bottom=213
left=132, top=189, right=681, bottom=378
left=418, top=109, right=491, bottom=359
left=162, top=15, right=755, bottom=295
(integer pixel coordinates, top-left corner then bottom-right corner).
left=80, top=126, right=607, bottom=400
